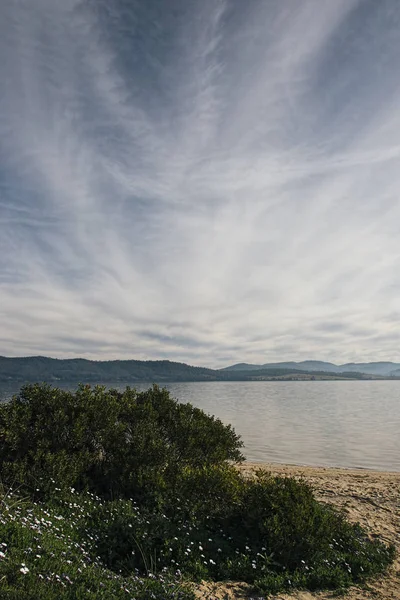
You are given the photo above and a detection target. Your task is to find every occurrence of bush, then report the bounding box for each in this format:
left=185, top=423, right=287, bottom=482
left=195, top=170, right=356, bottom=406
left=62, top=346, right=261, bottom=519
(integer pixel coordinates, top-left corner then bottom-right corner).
left=0, top=383, right=244, bottom=502
left=0, top=384, right=395, bottom=597
left=33, top=471, right=393, bottom=595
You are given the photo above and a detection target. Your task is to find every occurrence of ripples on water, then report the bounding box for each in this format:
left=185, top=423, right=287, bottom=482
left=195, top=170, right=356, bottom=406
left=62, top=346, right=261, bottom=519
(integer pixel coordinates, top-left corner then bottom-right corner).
left=1, top=380, right=399, bottom=472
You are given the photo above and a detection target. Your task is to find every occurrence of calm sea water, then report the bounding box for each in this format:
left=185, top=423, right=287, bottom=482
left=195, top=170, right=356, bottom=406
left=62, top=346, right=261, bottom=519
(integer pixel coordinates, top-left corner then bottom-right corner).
left=1, top=380, right=399, bottom=472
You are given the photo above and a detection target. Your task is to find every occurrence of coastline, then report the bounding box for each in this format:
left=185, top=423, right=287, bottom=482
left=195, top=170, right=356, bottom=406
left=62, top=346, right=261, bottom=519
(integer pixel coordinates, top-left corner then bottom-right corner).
left=195, top=462, right=400, bottom=600
left=238, top=460, right=400, bottom=477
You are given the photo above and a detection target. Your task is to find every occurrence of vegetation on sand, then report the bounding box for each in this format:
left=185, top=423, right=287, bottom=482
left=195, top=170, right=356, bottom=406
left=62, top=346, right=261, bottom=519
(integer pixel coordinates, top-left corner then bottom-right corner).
left=0, top=384, right=395, bottom=598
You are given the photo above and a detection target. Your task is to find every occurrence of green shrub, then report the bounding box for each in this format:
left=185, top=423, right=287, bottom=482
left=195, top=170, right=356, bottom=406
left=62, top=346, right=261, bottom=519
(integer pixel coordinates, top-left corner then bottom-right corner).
left=0, top=383, right=244, bottom=502
left=74, top=468, right=394, bottom=594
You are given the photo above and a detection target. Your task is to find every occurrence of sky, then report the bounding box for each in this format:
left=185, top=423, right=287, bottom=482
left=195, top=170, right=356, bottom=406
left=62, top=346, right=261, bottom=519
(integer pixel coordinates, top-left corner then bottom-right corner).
left=1, top=0, right=400, bottom=368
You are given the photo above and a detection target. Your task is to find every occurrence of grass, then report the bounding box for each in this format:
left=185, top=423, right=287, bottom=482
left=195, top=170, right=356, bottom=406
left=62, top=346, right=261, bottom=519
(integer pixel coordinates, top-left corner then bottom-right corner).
left=0, top=473, right=395, bottom=599
left=0, top=484, right=194, bottom=600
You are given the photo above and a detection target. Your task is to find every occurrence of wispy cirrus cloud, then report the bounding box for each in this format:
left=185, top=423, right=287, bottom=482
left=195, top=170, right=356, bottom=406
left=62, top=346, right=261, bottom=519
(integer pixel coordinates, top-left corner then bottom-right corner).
left=1, top=0, right=400, bottom=366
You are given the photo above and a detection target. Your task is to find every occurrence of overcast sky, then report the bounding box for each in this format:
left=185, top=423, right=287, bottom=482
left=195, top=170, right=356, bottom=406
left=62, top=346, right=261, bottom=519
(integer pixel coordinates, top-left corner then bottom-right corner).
left=1, top=0, right=400, bottom=367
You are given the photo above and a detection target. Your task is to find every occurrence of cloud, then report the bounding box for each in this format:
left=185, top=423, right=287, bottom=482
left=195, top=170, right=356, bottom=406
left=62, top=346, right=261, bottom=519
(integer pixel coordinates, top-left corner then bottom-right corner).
left=1, top=0, right=400, bottom=367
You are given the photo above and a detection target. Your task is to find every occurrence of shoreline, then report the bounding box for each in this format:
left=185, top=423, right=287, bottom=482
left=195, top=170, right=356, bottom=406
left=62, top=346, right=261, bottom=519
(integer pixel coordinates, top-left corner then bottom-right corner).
left=196, top=461, right=400, bottom=600
left=239, top=459, right=400, bottom=476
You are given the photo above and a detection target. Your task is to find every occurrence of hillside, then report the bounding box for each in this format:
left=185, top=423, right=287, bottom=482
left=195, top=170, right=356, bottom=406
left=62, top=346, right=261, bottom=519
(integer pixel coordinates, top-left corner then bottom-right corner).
left=0, top=356, right=395, bottom=383
left=0, top=356, right=220, bottom=383
left=223, top=360, right=400, bottom=377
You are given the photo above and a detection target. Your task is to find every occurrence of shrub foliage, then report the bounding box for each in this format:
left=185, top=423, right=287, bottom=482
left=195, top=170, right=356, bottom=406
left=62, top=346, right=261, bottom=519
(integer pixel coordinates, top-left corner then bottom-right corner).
left=0, top=383, right=243, bottom=501
left=0, top=384, right=395, bottom=598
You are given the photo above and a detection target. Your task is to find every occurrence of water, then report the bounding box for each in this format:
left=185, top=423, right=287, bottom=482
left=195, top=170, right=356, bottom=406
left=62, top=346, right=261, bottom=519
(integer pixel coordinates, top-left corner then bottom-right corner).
left=1, top=380, right=399, bottom=472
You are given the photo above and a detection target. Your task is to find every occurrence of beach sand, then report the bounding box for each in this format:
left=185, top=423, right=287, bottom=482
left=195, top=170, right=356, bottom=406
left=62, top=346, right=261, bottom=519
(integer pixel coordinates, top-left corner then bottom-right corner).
left=194, top=462, right=400, bottom=600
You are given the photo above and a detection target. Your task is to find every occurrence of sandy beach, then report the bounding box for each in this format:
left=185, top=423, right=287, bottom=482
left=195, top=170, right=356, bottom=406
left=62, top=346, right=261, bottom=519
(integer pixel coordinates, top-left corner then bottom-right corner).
left=195, top=462, right=400, bottom=600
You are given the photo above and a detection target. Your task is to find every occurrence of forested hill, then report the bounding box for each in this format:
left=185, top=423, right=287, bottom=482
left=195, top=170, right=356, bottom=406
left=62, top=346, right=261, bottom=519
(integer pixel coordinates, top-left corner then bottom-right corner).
left=0, top=356, right=221, bottom=383
left=0, top=356, right=390, bottom=383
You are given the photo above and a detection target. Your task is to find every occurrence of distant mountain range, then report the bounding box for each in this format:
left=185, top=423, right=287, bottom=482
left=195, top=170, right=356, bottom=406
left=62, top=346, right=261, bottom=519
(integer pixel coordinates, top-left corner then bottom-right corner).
left=1, top=356, right=400, bottom=383
left=222, top=360, right=400, bottom=377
